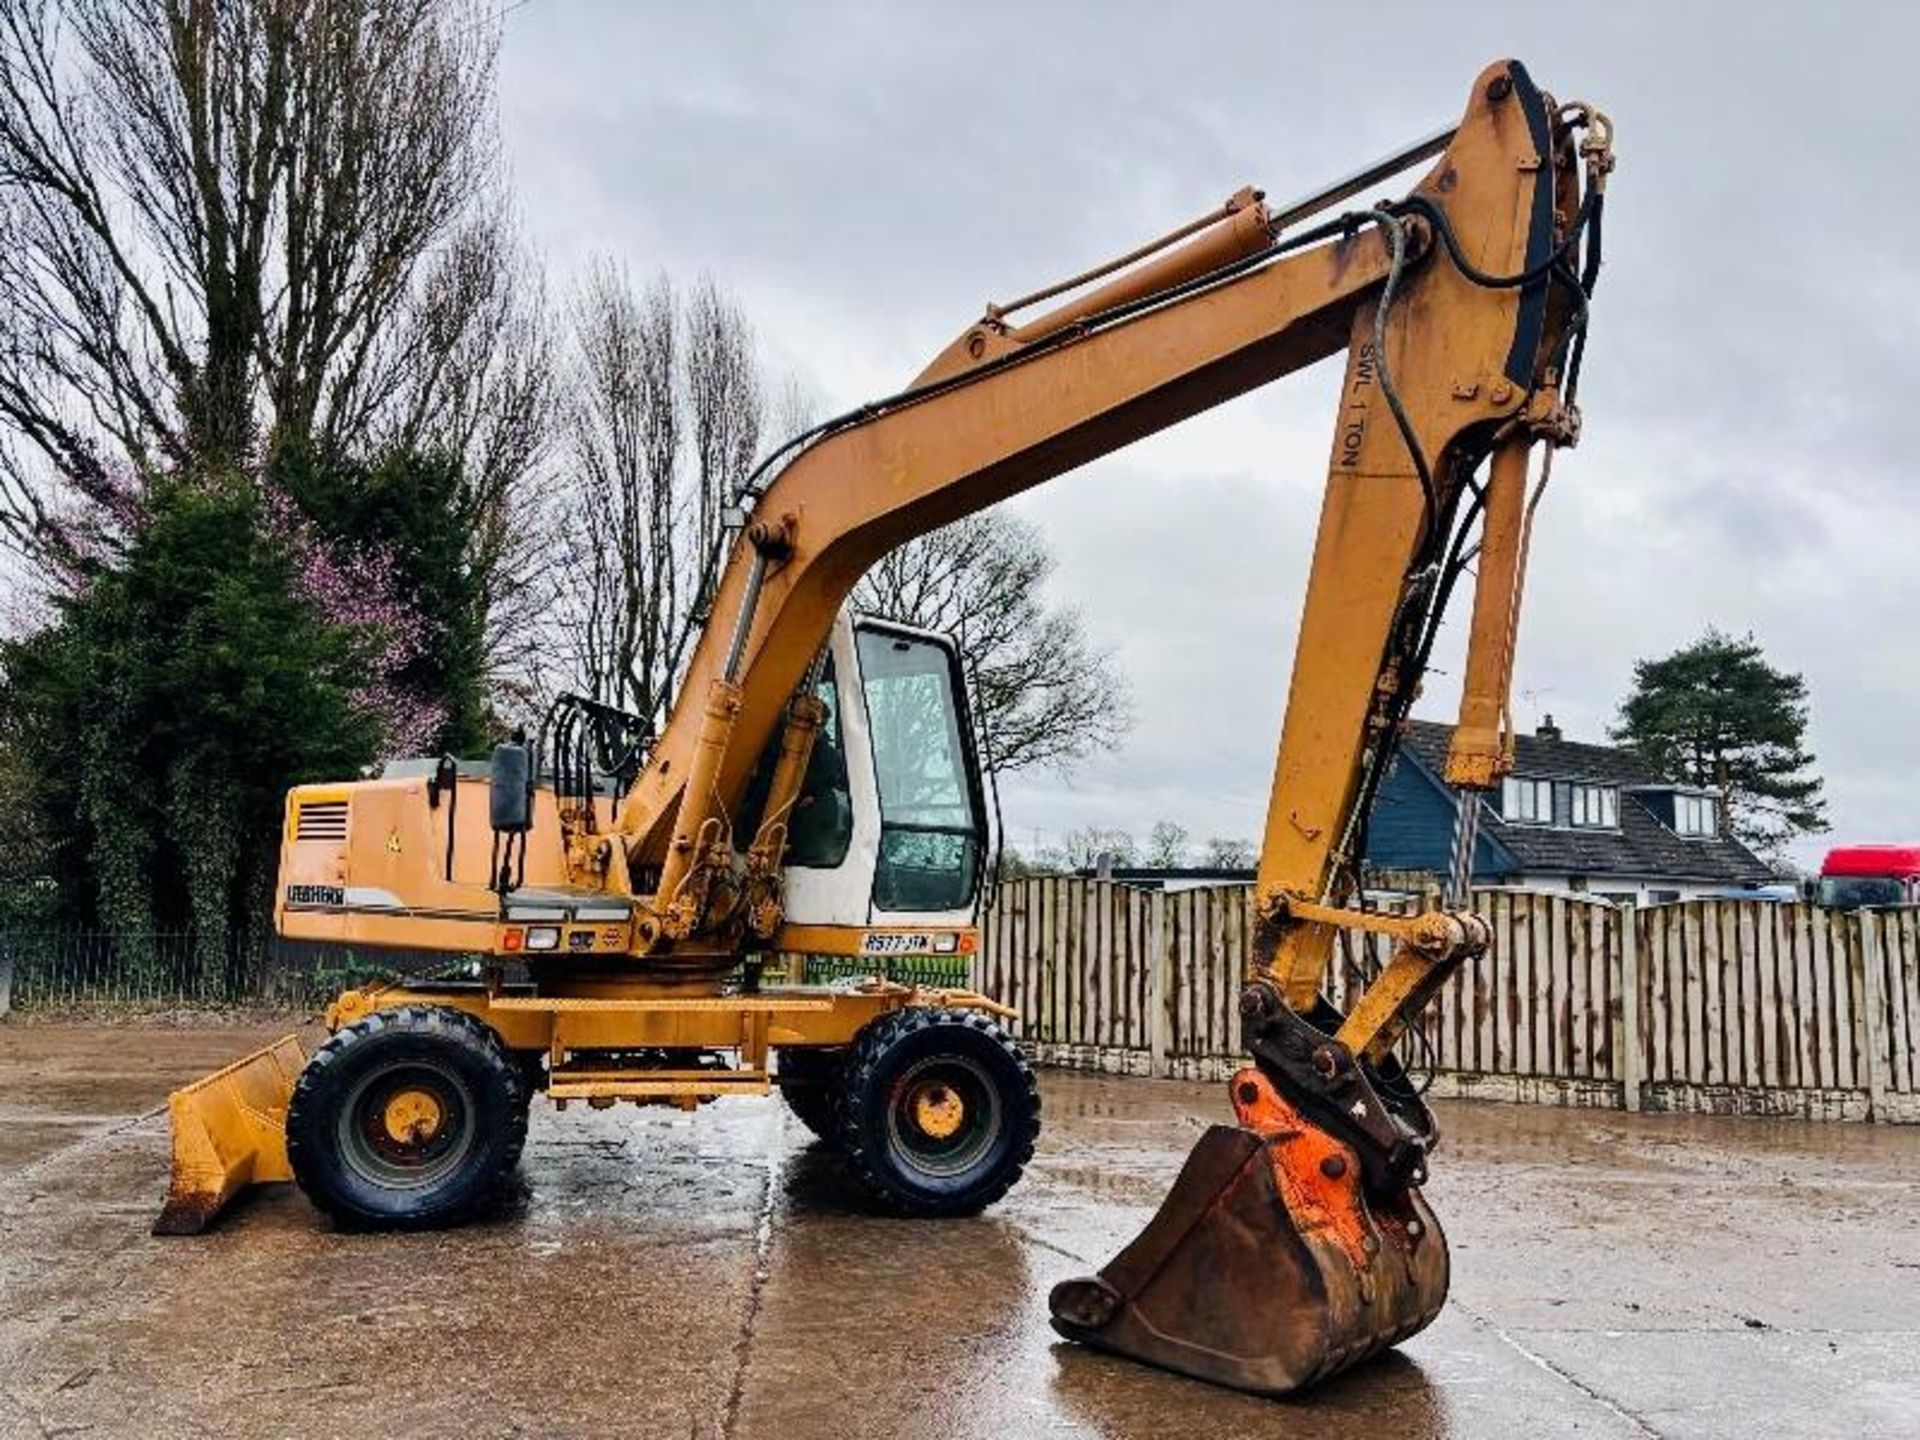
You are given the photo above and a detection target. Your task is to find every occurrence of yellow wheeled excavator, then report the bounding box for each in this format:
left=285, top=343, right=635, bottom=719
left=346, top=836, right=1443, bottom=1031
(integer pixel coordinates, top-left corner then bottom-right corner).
left=155, top=58, right=1612, bottom=1398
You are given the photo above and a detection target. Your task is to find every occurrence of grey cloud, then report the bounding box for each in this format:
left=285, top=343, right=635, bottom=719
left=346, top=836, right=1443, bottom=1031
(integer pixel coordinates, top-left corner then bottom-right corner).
left=500, top=1, right=1920, bottom=866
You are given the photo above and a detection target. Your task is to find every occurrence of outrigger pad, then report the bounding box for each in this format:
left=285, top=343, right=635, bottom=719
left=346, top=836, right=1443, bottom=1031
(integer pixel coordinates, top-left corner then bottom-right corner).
left=152, top=1035, right=305, bottom=1236
left=1048, top=1120, right=1448, bottom=1396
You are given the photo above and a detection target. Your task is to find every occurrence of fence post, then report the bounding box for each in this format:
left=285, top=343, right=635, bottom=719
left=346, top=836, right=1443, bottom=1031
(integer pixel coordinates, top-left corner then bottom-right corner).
left=1147, top=889, right=1169, bottom=1078
left=1857, top=911, right=1890, bottom=1122
left=1618, top=902, right=1642, bottom=1112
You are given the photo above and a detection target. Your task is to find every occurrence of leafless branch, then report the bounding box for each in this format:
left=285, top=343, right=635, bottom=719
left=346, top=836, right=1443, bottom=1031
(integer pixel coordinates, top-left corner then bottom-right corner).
left=856, top=510, right=1132, bottom=778
left=0, top=0, right=511, bottom=573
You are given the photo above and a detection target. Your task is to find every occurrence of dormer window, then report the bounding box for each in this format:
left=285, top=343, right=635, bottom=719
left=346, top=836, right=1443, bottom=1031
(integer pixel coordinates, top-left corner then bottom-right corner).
left=1570, top=784, right=1618, bottom=829
left=1673, top=793, right=1718, bottom=837
left=1501, top=776, right=1553, bottom=825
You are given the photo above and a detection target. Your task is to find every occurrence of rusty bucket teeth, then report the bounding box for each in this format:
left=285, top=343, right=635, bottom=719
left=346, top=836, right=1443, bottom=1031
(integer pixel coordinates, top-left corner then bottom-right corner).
left=152, top=1035, right=305, bottom=1236
left=1048, top=1076, right=1448, bottom=1397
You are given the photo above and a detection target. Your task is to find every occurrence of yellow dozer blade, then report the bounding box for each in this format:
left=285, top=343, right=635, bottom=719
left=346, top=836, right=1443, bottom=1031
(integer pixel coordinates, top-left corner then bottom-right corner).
left=152, top=1036, right=306, bottom=1235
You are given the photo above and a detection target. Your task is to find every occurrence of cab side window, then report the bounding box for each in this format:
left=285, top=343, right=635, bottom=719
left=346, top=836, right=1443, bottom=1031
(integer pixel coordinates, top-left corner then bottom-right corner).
left=734, top=660, right=853, bottom=868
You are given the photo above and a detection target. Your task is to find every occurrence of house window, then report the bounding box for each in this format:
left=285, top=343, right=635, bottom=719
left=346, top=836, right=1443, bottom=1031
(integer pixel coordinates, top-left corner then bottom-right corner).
left=1569, top=784, right=1618, bottom=829
left=1673, top=793, right=1717, bottom=837
left=1501, top=776, right=1554, bottom=825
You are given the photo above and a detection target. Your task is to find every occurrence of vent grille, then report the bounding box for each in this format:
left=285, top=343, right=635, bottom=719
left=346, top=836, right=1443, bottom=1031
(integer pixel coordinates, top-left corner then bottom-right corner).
left=295, top=800, right=349, bottom=843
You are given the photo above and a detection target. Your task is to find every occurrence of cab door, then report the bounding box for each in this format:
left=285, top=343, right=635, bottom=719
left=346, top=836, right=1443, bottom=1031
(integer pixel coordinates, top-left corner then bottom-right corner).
left=758, top=611, right=989, bottom=931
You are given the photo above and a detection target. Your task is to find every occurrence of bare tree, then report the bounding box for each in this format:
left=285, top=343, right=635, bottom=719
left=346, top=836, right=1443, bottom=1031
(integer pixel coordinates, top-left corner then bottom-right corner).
left=376, top=211, right=557, bottom=704
left=1146, top=819, right=1190, bottom=868
left=855, top=511, right=1131, bottom=779
left=0, top=0, right=526, bottom=566
left=682, top=277, right=760, bottom=569
left=1202, top=836, right=1255, bottom=869
left=1046, top=827, right=1136, bottom=872
left=551, top=266, right=759, bottom=724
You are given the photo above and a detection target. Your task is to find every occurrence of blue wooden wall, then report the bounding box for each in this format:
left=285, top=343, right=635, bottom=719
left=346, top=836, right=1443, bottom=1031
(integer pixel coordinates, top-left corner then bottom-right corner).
left=1365, top=755, right=1514, bottom=879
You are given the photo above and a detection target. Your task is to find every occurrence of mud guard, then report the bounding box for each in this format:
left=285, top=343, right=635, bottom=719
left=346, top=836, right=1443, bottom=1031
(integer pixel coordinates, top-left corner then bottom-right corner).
left=152, top=1036, right=306, bottom=1236
left=1048, top=1068, right=1448, bottom=1396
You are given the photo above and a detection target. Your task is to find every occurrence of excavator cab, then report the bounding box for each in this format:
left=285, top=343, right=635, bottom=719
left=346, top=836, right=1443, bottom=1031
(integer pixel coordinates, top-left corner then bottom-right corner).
left=738, top=614, right=990, bottom=943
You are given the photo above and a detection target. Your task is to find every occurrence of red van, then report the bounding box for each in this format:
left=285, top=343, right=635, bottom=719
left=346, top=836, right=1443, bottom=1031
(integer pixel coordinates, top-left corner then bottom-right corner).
left=1814, top=845, right=1920, bottom=910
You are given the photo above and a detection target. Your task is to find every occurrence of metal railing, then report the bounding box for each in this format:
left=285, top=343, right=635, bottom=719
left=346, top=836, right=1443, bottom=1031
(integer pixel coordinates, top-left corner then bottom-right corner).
left=0, top=930, right=455, bottom=1016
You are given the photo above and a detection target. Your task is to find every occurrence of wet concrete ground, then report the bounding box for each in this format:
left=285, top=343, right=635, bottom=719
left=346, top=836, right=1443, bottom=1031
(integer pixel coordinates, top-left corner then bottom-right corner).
left=1, top=1022, right=1916, bottom=1439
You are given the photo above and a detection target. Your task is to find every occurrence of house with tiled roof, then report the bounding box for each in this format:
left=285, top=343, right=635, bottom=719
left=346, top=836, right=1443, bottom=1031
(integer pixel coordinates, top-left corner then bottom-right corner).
left=1365, top=717, right=1778, bottom=904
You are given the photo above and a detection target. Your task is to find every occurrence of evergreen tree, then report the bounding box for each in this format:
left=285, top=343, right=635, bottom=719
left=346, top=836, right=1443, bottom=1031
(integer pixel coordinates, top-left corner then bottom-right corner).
left=1612, top=629, right=1827, bottom=858
left=0, top=472, right=385, bottom=982
left=0, top=445, right=499, bottom=986
left=276, top=447, right=493, bottom=754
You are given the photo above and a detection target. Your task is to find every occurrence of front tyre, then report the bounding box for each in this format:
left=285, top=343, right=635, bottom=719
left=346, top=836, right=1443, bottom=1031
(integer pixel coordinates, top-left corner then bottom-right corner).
left=835, top=1007, right=1039, bottom=1217
left=286, top=1005, right=528, bottom=1229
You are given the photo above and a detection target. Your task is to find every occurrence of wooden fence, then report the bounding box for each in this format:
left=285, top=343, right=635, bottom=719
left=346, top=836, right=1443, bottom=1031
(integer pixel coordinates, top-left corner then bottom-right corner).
left=973, top=878, right=1920, bottom=1123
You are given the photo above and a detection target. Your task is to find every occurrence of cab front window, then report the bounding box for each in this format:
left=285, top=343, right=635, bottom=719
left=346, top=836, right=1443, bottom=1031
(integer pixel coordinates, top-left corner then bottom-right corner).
left=855, top=627, right=985, bottom=912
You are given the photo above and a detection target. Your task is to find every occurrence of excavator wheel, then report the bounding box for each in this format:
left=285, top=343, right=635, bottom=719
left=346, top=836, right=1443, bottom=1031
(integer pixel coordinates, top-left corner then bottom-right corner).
left=286, top=1004, right=529, bottom=1230
left=834, top=1007, right=1039, bottom=1217
left=776, top=1046, right=845, bottom=1142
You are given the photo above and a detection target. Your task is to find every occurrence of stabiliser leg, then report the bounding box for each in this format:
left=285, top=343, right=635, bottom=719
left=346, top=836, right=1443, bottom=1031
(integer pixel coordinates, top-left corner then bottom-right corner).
left=1048, top=987, right=1450, bottom=1396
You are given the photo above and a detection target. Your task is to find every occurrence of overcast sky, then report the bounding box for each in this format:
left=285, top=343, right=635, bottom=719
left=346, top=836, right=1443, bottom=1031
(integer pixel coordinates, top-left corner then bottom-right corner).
left=496, top=2, right=1917, bottom=869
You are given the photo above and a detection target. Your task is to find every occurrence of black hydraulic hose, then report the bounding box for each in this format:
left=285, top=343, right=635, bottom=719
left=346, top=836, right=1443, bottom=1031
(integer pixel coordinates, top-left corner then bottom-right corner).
left=1396, top=188, right=1598, bottom=293
left=1340, top=471, right=1487, bottom=891
left=1578, top=190, right=1605, bottom=296
left=1564, top=192, right=1605, bottom=404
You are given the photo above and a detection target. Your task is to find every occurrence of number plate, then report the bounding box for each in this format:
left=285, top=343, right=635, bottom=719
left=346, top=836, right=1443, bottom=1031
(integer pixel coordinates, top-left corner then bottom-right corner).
left=861, top=932, right=932, bottom=956
left=858, top=931, right=963, bottom=957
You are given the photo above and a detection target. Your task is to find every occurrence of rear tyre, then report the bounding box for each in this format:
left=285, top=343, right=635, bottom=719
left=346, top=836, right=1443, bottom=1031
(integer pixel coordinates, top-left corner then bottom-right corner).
left=777, top=1047, right=844, bottom=1142
left=835, top=1007, right=1039, bottom=1217
left=286, top=1005, right=528, bottom=1229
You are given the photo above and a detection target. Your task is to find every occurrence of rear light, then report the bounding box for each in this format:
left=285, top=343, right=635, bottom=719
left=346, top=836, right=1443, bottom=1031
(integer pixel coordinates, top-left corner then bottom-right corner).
left=525, top=926, right=561, bottom=952
left=502, top=928, right=525, bottom=952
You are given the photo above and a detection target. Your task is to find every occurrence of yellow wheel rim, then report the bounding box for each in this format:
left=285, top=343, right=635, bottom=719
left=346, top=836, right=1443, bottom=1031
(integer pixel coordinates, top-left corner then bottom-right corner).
left=382, top=1088, right=446, bottom=1144
left=910, top=1082, right=966, bottom=1140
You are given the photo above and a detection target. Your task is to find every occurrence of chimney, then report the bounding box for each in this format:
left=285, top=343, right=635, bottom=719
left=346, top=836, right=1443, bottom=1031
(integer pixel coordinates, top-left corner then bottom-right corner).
left=1536, top=714, right=1563, bottom=742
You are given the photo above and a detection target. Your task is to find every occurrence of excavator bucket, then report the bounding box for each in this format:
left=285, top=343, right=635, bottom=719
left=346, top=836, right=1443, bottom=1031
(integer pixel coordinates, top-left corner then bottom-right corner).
left=1049, top=1067, right=1447, bottom=1396
left=152, top=1035, right=306, bottom=1236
